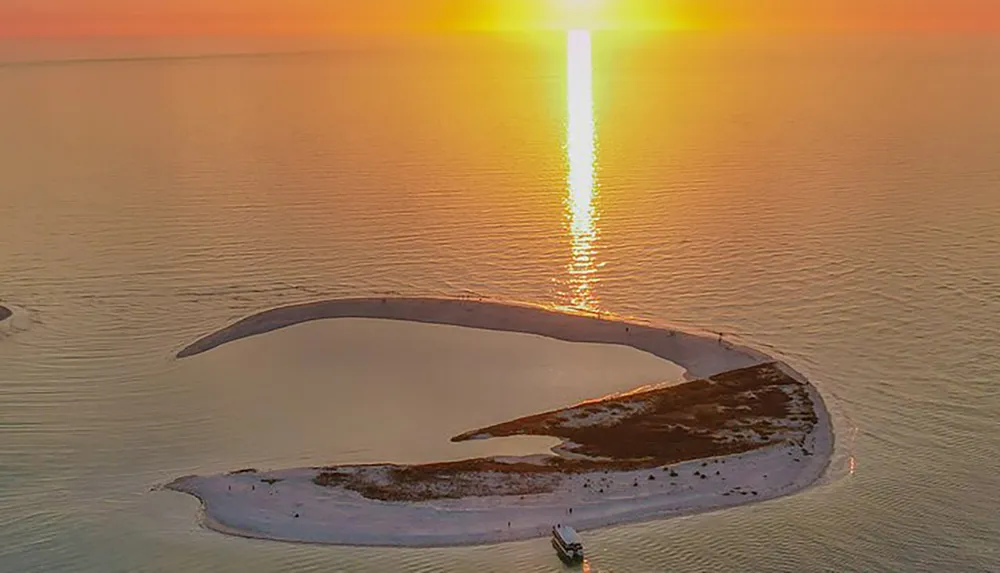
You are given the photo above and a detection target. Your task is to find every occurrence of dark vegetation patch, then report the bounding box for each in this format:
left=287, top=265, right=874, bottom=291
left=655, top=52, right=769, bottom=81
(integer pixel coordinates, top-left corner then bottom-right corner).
left=453, top=362, right=817, bottom=463
left=312, top=363, right=819, bottom=502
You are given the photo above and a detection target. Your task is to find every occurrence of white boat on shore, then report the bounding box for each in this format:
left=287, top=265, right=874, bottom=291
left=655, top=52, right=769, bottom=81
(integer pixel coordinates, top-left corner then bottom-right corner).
left=552, top=524, right=584, bottom=563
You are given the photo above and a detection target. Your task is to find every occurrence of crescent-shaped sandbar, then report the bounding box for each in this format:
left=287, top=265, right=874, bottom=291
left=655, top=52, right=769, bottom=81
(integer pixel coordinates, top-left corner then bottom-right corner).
left=168, top=297, right=833, bottom=547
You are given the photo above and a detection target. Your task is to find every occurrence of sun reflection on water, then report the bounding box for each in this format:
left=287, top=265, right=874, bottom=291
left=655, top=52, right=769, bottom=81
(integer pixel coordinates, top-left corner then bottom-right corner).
left=563, top=29, right=601, bottom=311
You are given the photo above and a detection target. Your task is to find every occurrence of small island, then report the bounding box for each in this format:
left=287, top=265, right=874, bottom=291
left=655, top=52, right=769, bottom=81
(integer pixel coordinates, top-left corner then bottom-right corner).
left=0, top=305, right=11, bottom=322
left=167, top=297, right=833, bottom=547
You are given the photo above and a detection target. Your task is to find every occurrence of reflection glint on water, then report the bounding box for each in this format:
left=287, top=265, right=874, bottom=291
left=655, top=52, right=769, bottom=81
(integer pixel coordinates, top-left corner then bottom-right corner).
left=564, top=29, right=601, bottom=311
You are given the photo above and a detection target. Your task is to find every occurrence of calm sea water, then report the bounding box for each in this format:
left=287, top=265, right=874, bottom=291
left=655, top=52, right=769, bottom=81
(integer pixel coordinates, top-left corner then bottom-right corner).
left=1, top=32, right=999, bottom=572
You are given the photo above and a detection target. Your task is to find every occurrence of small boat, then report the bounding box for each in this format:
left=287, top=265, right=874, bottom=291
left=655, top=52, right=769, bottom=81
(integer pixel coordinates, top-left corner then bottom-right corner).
left=552, top=524, right=584, bottom=563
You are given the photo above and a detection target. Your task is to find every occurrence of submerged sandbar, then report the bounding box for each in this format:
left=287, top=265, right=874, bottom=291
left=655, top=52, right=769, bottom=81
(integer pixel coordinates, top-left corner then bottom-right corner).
left=168, top=297, right=833, bottom=547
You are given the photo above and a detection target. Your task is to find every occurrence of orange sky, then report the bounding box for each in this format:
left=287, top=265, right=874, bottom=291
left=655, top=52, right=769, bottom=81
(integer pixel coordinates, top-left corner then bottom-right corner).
left=1, top=0, right=998, bottom=37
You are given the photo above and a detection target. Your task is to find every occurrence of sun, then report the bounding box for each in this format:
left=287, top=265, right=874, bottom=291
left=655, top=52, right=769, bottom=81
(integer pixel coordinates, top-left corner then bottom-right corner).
left=490, top=0, right=676, bottom=31
left=547, top=0, right=608, bottom=29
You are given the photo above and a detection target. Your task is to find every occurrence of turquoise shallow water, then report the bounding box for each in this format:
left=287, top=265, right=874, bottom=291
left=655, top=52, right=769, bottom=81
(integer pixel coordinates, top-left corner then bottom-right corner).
left=1, top=32, right=999, bottom=572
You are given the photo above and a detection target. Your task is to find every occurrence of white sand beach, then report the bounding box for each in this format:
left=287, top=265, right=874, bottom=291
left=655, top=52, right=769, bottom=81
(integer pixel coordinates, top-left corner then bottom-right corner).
left=168, top=297, right=833, bottom=547
left=177, top=297, right=769, bottom=381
